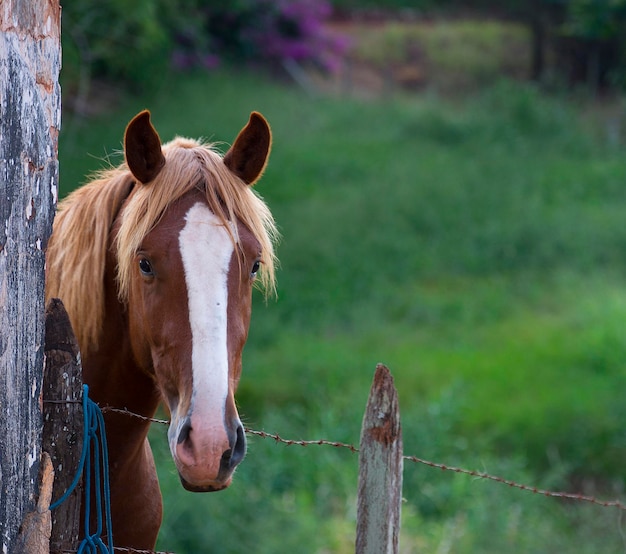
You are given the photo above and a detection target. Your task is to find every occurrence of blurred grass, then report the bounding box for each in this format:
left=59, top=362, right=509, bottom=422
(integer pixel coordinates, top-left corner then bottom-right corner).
left=59, top=67, right=626, bottom=552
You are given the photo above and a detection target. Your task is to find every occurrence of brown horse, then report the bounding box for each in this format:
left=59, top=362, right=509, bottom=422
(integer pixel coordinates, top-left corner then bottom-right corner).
left=46, top=110, right=278, bottom=549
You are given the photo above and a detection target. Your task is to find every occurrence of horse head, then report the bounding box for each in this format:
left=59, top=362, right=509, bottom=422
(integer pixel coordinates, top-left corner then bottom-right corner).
left=121, top=111, right=272, bottom=492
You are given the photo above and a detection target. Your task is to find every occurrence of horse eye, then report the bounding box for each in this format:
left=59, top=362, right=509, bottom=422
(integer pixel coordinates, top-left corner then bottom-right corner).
left=139, top=258, right=154, bottom=276
left=251, top=260, right=261, bottom=278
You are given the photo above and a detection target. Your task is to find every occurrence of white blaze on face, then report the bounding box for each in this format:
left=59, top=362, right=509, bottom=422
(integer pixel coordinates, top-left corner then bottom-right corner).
left=176, top=203, right=234, bottom=445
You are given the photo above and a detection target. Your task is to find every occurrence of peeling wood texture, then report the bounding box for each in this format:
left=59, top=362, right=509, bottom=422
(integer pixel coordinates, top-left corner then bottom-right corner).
left=356, top=364, right=403, bottom=554
left=43, top=299, right=84, bottom=553
left=0, top=0, right=61, bottom=551
left=15, top=452, right=54, bottom=554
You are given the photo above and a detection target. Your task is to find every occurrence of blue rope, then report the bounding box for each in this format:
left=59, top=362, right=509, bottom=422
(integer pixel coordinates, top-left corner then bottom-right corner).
left=50, top=384, right=114, bottom=553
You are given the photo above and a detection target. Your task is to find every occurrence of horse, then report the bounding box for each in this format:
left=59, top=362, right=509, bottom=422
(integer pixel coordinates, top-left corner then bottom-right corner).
left=45, top=110, right=278, bottom=549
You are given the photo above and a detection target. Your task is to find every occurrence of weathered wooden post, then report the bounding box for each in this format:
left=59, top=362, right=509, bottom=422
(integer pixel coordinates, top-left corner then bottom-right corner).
left=43, top=299, right=84, bottom=553
left=0, top=1, right=61, bottom=551
left=356, top=364, right=403, bottom=554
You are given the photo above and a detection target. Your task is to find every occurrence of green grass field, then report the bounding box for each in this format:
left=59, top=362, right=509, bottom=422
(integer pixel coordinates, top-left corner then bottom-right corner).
left=59, top=69, right=626, bottom=552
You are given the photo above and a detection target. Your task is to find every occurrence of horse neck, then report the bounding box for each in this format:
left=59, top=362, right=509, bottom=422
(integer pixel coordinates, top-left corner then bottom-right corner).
left=81, top=248, right=161, bottom=463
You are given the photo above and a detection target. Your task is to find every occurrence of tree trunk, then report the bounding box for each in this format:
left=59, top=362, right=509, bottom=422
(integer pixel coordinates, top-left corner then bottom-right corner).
left=529, top=14, right=546, bottom=82
left=0, top=1, right=61, bottom=552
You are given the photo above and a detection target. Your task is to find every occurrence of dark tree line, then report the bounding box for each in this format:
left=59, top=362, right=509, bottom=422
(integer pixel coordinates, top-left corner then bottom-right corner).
left=334, top=0, right=626, bottom=90
left=62, top=0, right=626, bottom=97
left=472, top=0, right=626, bottom=90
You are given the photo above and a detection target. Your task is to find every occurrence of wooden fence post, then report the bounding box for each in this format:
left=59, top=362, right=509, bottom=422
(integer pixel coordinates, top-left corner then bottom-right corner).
left=356, top=364, right=403, bottom=554
left=43, top=299, right=84, bottom=553
left=0, top=1, right=61, bottom=552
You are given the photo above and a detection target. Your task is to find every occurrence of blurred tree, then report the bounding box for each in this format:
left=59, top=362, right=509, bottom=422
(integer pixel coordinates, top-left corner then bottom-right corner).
left=449, top=0, right=626, bottom=90
left=62, top=0, right=173, bottom=111
left=445, top=0, right=567, bottom=81
left=560, top=0, right=626, bottom=88
left=61, top=0, right=626, bottom=103
left=62, top=0, right=346, bottom=111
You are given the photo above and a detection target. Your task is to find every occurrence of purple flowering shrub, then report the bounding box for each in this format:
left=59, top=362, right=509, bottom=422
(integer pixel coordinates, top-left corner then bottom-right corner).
left=171, top=0, right=349, bottom=73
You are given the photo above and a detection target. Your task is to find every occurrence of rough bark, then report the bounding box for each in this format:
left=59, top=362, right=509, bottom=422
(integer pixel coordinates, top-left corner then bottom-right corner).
left=0, top=1, right=61, bottom=552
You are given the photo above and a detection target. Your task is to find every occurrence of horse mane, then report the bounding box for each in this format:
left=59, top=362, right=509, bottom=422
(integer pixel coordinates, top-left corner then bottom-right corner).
left=46, top=137, right=278, bottom=355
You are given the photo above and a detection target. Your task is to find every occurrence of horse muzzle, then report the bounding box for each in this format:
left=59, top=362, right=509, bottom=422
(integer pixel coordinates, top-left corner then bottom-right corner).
left=169, top=414, right=246, bottom=492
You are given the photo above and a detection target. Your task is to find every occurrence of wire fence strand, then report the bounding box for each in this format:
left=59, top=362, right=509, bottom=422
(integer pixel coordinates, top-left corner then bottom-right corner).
left=54, top=546, right=174, bottom=554
left=49, top=401, right=626, bottom=513
left=245, top=428, right=359, bottom=452
left=401, top=455, right=626, bottom=511
left=245, top=427, right=626, bottom=512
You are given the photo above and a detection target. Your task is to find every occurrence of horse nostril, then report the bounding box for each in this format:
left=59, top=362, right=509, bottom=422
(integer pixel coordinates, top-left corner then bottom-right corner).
left=222, top=423, right=246, bottom=471
left=177, top=417, right=192, bottom=445
left=232, top=423, right=246, bottom=466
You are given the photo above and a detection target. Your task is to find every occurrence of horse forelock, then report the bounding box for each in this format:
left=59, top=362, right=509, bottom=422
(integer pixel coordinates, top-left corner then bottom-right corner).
left=46, top=169, right=135, bottom=354
left=116, top=137, right=278, bottom=303
left=47, top=136, right=278, bottom=356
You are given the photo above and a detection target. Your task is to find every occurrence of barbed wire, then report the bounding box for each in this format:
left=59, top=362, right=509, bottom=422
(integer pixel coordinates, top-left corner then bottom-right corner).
left=53, top=546, right=174, bottom=554
left=401, top=455, right=626, bottom=510
left=245, top=427, right=626, bottom=511
left=245, top=428, right=359, bottom=452
left=100, top=406, right=169, bottom=425
left=49, top=401, right=626, bottom=512
left=113, top=546, right=174, bottom=554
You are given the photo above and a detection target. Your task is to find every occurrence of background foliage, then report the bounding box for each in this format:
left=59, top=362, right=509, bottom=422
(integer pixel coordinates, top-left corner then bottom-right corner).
left=60, top=69, right=626, bottom=551
left=58, top=2, right=626, bottom=552
left=62, top=0, right=626, bottom=99
left=62, top=0, right=347, bottom=99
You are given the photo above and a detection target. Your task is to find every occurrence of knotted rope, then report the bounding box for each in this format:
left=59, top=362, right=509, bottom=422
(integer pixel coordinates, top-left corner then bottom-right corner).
left=50, top=384, right=114, bottom=553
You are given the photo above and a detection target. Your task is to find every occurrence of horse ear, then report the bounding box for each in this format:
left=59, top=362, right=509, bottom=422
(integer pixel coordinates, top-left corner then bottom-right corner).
left=124, top=110, right=166, bottom=184
left=224, top=112, right=271, bottom=186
